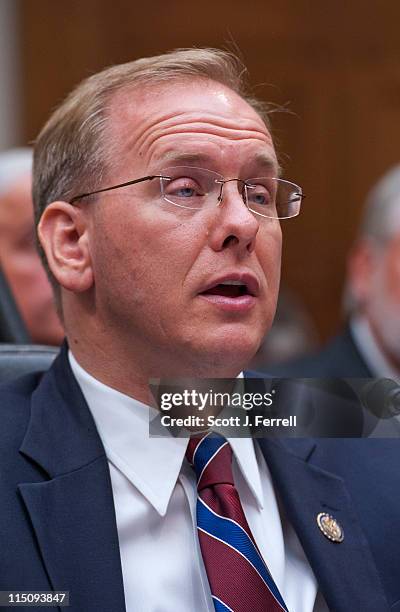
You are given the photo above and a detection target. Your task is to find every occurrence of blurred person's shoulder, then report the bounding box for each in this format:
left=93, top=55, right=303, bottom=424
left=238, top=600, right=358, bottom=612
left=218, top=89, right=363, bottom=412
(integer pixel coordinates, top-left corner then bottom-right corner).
left=265, top=326, right=372, bottom=378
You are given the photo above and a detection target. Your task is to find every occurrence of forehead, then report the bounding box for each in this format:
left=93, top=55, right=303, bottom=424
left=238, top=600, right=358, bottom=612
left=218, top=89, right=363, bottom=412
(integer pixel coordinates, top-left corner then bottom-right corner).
left=106, top=79, right=277, bottom=172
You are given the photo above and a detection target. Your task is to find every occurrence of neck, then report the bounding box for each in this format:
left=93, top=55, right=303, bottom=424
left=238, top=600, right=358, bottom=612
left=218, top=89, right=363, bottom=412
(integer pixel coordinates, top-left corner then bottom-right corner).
left=66, top=330, right=245, bottom=404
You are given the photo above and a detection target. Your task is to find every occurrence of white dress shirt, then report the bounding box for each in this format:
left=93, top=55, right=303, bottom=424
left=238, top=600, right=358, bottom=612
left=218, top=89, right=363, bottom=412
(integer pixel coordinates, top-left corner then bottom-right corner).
left=69, top=351, right=327, bottom=612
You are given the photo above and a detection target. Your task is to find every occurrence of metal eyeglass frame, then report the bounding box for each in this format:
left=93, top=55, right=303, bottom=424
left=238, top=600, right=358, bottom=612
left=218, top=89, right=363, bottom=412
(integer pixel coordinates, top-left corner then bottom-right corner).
left=69, top=169, right=304, bottom=219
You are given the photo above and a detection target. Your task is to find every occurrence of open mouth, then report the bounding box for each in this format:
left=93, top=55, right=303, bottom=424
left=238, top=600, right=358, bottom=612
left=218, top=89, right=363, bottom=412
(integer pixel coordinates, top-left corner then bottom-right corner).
left=202, top=280, right=250, bottom=298
left=198, top=276, right=258, bottom=312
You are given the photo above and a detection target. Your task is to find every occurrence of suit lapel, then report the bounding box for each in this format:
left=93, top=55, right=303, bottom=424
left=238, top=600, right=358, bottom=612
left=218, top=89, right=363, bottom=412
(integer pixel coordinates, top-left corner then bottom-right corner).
left=258, top=438, right=390, bottom=612
left=18, top=345, right=126, bottom=612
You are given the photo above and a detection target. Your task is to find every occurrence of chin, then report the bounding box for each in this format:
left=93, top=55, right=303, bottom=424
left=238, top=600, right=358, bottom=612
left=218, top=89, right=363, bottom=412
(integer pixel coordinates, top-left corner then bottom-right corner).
left=191, top=330, right=264, bottom=375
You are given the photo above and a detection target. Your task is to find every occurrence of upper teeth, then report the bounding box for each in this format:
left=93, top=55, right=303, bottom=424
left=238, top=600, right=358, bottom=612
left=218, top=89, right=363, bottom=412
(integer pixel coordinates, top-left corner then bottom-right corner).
left=220, top=281, right=245, bottom=286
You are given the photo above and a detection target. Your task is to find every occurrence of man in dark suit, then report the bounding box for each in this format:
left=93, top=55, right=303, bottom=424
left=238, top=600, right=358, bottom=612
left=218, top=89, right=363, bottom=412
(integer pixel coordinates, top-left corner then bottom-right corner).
left=268, top=165, right=400, bottom=381
left=0, top=49, right=398, bottom=612
left=267, top=325, right=371, bottom=377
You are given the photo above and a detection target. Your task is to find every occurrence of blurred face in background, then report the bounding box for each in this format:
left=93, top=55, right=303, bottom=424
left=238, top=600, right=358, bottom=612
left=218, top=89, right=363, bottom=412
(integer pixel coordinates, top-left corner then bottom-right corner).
left=0, top=175, right=64, bottom=345
left=366, top=233, right=400, bottom=367
left=349, top=230, right=400, bottom=369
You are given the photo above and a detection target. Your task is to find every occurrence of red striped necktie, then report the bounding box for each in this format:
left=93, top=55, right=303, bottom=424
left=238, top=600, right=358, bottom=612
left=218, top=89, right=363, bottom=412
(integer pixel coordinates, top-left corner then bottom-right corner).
left=186, top=433, right=289, bottom=612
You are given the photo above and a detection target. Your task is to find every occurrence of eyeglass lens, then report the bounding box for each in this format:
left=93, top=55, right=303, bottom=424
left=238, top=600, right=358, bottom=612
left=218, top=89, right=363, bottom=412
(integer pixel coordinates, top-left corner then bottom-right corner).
left=159, top=166, right=301, bottom=219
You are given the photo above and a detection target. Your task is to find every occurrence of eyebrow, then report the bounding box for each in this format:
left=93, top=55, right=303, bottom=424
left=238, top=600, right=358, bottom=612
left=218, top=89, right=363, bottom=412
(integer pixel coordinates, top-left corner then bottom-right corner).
left=252, top=153, right=282, bottom=177
left=158, top=152, right=214, bottom=166
left=158, top=151, right=281, bottom=176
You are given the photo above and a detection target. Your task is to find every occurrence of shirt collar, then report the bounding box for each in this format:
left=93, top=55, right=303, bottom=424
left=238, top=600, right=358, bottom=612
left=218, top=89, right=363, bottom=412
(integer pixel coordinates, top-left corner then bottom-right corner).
left=229, top=437, right=264, bottom=509
left=68, top=351, right=264, bottom=514
left=69, top=351, right=188, bottom=516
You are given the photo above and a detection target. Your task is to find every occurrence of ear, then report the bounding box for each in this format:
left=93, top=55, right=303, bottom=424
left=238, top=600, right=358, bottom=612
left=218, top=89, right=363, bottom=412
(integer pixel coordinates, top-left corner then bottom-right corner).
left=38, top=201, right=94, bottom=293
left=346, top=239, right=377, bottom=305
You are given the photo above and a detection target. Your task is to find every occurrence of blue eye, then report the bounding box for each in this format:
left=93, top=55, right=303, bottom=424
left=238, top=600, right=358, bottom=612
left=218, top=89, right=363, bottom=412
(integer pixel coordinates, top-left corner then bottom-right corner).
left=252, top=193, right=268, bottom=205
left=164, top=177, right=205, bottom=200
left=160, top=167, right=221, bottom=211
left=175, top=186, right=196, bottom=198
left=246, top=186, right=272, bottom=207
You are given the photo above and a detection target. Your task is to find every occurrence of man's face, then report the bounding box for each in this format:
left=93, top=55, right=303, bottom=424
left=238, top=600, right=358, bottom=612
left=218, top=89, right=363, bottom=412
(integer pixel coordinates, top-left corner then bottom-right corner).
left=365, top=232, right=400, bottom=365
left=85, top=80, right=282, bottom=375
left=0, top=176, right=63, bottom=345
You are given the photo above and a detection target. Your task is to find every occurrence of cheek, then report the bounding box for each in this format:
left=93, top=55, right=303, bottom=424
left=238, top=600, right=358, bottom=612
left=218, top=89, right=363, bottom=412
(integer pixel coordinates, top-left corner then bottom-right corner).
left=1, top=247, right=45, bottom=285
left=257, top=227, right=282, bottom=286
left=381, top=239, right=400, bottom=304
left=90, top=207, right=201, bottom=305
left=385, top=259, right=400, bottom=303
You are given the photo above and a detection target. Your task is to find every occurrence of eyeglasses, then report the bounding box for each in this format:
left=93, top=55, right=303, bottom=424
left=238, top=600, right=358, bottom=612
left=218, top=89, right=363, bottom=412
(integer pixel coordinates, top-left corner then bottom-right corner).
left=70, top=166, right=304, bottom=219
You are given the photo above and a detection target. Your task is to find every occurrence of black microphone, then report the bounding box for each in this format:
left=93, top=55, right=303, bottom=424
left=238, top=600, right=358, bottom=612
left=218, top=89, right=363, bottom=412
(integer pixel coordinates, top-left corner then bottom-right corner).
left=346, top=378, right=400, bottom=419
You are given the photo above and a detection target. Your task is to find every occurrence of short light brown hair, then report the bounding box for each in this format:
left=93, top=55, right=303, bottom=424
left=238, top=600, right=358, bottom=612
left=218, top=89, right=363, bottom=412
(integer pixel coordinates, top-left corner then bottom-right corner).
left=33, top=47, right=272, bottom=296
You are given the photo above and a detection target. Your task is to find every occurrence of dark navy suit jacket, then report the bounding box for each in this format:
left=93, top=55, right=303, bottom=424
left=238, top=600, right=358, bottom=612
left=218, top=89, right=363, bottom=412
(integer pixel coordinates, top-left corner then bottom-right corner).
left=0, top=345, right=399, bottom=611
left=267, top=326, right=372, bottom=378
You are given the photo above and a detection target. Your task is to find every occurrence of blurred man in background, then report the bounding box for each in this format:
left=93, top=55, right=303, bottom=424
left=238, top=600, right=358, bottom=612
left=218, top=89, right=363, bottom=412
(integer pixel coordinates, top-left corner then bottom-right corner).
left=0, top=148, right=63, bottom=345
left=270, top=164, right=400, bottom=381
left=345, top=164, right=400, bottom=381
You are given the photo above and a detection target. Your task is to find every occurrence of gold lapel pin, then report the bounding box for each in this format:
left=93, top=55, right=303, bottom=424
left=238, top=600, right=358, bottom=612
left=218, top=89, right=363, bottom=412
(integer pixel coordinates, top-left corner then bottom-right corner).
left=317, top=512, right=344, bottom=543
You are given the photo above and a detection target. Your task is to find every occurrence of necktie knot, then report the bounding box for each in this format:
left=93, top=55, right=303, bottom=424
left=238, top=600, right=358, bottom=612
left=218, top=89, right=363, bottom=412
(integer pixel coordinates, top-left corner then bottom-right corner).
left=186, top=434, right=234, bottom=491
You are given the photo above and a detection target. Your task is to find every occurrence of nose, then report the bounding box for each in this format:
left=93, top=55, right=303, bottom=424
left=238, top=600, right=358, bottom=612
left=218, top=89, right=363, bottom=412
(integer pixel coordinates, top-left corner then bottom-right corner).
left=208, top=179, right=260, bottom=255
